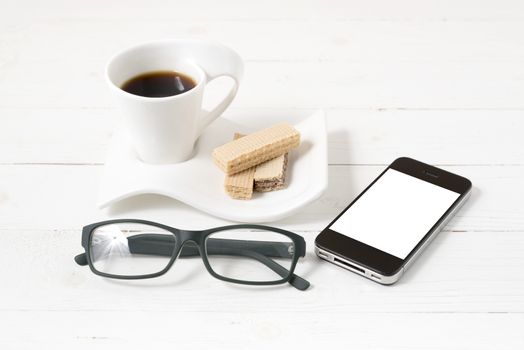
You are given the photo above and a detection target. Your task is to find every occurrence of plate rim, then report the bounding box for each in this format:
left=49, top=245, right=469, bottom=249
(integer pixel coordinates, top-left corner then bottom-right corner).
left=98, top=109, right=328, bottom=222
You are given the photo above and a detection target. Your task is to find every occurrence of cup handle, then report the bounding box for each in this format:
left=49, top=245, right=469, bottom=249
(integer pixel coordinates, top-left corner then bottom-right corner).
left=189, top=42, right=244, bottom=136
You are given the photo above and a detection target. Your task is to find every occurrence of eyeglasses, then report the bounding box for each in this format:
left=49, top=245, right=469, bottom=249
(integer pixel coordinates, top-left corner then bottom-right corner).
left=74, top=219, right=310, bottom=290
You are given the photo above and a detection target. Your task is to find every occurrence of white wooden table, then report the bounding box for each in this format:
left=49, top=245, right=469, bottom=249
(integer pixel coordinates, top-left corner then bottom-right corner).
left=1, top=1, right=523, bottom=348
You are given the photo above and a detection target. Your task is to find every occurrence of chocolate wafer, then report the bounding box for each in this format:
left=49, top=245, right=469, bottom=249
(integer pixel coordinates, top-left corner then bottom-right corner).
left=254, top=153, right=288, bottom=192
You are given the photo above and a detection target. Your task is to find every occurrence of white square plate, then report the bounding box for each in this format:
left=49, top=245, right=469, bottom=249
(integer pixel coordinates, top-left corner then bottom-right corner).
left=98, top=110, right=327, bottom=222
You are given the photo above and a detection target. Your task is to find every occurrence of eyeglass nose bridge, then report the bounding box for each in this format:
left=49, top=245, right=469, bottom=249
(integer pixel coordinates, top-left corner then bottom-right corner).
left=176, top=229, right=205, bottom=244
left=173, top=230, right=208, bottom=259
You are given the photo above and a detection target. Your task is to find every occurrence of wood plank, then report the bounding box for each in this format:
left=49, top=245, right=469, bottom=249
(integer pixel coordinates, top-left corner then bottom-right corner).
left=2, top=0, right=523, bottom=21
left=0, top=227, right=523, bottom=314
left=0, top=311, right=523, bottom=349
left=1, top=108, right=522, bottom=165
left=2, top=60, right=524, bottom=109
left=3, top=19, right=524, bottom=63
left=0, top=164, right=520, bottom=232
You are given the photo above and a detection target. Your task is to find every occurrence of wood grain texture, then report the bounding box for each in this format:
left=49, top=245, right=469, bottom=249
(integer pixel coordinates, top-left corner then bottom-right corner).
left=1, top=109, right=523, bottom=165
left=2, top=311, right=523, bottom=350
left=1, top=228, right=523, bottom=314
left=0, top=164, right=520, bottom=233
left=1, top=0, right=524, bottom=348
left=2, top=60, right=524, bottom=109
left=2, top=0, right=524, bottom=21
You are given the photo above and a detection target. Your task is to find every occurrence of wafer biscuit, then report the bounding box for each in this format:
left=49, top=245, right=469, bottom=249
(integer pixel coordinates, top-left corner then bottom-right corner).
left=254, top=153, right=288, bottom=192
left=213, top=123, right=300, bottom=175
left=223, top=133, right=256, bottom=199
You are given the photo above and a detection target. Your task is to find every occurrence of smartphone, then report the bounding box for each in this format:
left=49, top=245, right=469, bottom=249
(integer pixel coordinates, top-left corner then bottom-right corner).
left=315, top=157, right=472, bottom=285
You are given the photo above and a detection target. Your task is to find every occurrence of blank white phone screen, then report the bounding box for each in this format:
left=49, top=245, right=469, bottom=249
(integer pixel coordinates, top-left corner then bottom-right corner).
left=330, top=169, right=460, bottom=259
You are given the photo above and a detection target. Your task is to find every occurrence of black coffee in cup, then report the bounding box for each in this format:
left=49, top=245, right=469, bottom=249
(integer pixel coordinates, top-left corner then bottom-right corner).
left=121, top=70, right=196, bottom=98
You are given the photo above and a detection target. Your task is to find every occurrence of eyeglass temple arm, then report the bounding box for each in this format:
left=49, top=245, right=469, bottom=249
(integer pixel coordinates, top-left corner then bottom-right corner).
left=130, top=235, right=309, bottom=291
left=74, top=234, right=310, bottom=290
left=76, top=235, right=302, bottom=259
left=122, top=234, right=303, bottom=258
left=73, top=237, right=293, bottom=265
left=187, top=237, right=302, bottom=257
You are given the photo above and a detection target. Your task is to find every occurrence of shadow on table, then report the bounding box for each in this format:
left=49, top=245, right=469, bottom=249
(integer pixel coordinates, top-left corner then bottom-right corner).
left=105, top=194, right=189, bottom=216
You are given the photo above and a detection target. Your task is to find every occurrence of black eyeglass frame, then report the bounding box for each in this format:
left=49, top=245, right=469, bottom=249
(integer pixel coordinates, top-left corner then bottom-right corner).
left=75, top=219, right=310, bottom=290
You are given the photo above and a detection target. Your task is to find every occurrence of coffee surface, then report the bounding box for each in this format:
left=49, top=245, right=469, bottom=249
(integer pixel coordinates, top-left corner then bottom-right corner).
left=121, top=70, right=196, bottom=97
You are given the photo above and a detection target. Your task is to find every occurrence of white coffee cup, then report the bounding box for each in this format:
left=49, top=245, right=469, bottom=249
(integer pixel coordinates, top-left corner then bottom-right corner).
left=106, top=39, right=243, bottom=163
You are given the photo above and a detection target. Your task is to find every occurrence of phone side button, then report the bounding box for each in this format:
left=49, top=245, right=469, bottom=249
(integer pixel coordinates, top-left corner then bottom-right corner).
left=318, top=251, right=330, bottom=260
left=370, top=273, right=382, bottom=281
left=314, top=246, right=331, bottom=260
